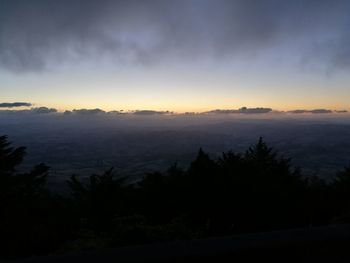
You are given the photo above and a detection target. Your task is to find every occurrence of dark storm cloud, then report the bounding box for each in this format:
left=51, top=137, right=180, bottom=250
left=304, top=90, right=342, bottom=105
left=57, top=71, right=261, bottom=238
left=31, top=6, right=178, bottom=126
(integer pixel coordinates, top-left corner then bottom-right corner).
left=1, top=0, right=350, bottom=72
left=0, top=102, right=32, bottom=108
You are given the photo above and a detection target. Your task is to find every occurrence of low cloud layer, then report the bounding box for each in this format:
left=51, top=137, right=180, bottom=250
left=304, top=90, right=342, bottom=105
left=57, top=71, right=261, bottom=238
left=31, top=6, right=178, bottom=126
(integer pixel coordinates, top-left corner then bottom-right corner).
left=207, top=107, right=272, bottom=114
left=0, top=102, right=32, bottom=108
left=71, top=109, right=106, bottom=115
left=0, top=106, right=348, bottom=116
left=31, top=107, right=57, bottom=114
left=133, top=110, right=172, bottom=115
left=289, top=109, right=335, bottom=114
left=1, top=0, right=350, bottom=72
left=0, top=107, right=57, bottom=114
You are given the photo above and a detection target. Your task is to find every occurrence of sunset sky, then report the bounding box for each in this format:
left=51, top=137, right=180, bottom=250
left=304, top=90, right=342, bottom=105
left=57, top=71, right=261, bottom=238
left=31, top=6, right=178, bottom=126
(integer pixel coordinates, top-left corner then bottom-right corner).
left=1, top=0, right=350, bottom=112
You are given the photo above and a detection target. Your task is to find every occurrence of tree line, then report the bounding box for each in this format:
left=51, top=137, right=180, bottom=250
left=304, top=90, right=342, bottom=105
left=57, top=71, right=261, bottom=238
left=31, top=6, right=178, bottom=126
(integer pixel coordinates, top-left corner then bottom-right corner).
left=1, top=135, right=350, bottom=259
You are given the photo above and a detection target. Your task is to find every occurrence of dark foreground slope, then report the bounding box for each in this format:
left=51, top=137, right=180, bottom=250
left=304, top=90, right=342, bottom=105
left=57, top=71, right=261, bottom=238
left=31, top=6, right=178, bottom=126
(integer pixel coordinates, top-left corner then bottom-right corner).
left=16, top=224, right=350, bottom=263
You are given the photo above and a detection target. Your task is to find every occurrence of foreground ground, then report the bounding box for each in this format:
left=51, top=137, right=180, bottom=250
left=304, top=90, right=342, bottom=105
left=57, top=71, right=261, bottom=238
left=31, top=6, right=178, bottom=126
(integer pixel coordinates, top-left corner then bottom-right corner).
left=15, top=224, right=350, bottom=263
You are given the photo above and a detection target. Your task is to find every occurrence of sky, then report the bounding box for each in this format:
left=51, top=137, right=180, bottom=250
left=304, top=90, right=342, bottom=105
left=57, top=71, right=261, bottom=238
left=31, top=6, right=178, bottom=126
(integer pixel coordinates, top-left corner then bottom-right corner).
left=1, top=0, right=350, bottom=113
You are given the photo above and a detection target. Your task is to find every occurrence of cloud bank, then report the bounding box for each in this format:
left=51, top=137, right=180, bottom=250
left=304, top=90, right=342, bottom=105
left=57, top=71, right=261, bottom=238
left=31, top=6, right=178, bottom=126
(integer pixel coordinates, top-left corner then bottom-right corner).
left=1, top=0, right=350, bottom=72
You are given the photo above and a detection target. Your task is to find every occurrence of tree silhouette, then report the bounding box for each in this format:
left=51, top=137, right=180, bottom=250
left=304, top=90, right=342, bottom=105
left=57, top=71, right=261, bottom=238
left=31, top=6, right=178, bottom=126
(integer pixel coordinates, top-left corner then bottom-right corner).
left=0, top=135, right=25, bottom=174
left=135, top=139, right=310, bottom=235
left=0, top=135, right=48, bottom=199
left=331, top=165, right=350, bottom=223
left=68, top=168, right=131, bottom=232
left=0, top=136, right=76, bottom=258
left=2, top=135, right=350, bottom=258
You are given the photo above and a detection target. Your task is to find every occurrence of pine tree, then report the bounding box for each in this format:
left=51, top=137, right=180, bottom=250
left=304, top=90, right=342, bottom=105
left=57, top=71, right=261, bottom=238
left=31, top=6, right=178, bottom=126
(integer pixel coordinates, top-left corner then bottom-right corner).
left=0, top=135, right=49, bottom=258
